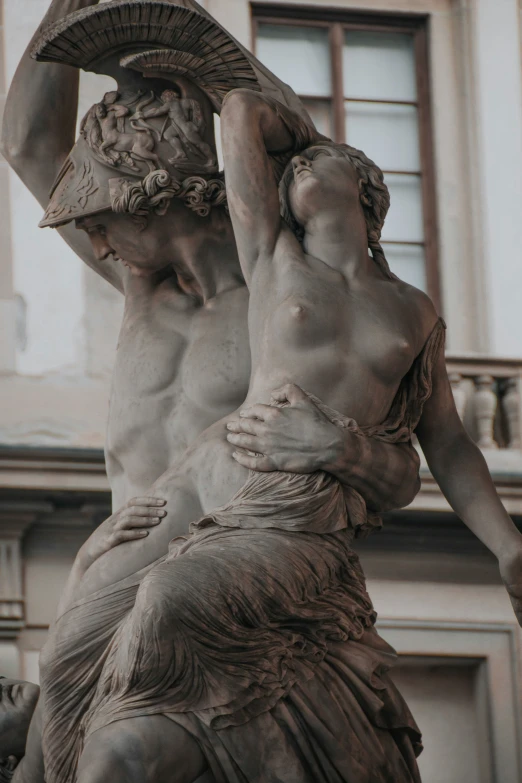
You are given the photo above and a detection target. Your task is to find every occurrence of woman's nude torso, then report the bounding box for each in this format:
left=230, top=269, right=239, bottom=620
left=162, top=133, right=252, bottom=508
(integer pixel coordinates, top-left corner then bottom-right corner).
left=244, top=228, right=433, bottom=428
left=182, top=228, right=436, bottom=517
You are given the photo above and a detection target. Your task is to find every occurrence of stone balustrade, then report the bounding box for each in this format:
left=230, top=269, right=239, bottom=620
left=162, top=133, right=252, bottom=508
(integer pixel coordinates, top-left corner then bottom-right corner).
left=411, top=356, right=522, bottom=513
left=446, top=356, right=522, bottom=455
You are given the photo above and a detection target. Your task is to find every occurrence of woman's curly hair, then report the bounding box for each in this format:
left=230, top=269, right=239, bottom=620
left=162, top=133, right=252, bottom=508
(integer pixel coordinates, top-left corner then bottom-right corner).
left=278, top=141, right=394, bottom=280
left=110, top=169, right=228, bottom=225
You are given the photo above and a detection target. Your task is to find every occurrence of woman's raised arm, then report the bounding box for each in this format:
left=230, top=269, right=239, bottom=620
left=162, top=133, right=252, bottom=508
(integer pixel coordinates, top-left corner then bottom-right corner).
left=220, top=89, right=304, bottom=284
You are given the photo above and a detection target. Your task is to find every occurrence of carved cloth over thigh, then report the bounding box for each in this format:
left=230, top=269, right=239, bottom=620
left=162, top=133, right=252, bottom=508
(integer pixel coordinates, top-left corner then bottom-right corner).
left=40, top=319, right=445, bottom=783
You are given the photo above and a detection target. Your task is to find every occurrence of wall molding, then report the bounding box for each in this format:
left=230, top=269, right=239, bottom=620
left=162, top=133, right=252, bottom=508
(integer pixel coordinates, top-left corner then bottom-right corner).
left=377, top=618, right=522, bottom=782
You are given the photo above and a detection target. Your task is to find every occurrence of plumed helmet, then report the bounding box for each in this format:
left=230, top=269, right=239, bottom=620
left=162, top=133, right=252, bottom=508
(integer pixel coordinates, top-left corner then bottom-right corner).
left=32, top=0, right=313, bottom=228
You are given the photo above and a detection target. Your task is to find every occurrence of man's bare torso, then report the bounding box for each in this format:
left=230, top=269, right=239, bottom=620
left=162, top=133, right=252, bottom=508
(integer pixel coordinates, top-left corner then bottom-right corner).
left=107, top=271, right=250, bottom=509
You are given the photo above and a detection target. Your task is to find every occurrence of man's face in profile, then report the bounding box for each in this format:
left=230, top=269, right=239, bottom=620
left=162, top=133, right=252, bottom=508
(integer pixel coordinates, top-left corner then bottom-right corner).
left=0, top=678, right=39, bottom=761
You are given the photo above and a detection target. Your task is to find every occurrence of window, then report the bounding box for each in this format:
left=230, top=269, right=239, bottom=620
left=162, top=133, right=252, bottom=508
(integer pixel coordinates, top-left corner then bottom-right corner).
left=253, top=6, right=439, bottom=305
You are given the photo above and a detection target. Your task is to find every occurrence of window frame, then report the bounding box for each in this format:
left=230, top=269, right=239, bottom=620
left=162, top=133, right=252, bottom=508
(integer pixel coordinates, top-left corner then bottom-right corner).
left=251, top=4, right=441, bottom=311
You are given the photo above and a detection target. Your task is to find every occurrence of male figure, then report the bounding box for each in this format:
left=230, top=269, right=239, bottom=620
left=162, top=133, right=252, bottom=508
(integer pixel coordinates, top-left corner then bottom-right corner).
left=2, top=0, right=421, bottom=515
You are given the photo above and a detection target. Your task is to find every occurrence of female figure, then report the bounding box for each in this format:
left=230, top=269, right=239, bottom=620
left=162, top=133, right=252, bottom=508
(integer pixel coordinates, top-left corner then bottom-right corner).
left=34, top=90, right=522, bottom=783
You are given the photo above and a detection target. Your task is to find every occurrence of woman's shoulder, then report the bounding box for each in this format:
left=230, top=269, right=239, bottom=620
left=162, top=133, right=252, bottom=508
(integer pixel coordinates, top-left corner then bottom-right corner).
left=391, top=277, right=443, bottom=356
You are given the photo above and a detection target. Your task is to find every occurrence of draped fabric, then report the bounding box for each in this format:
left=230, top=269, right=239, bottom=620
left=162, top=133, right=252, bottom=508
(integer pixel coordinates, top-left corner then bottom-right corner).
left=166, top=632, right=423, bottom=783
left=40, top=319, right=445, bottom=783
left=84, top=526, right=377, bottom=733
left=361, top=317, right=446, bottom=443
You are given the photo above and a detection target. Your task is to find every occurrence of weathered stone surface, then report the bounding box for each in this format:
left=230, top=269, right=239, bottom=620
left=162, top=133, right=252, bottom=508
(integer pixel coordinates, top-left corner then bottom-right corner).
left=2, top=2, right=522, bottom=782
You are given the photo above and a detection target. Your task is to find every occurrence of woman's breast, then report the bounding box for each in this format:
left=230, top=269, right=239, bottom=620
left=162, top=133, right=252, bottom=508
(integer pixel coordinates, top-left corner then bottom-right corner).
left=249, top=284, right=416, bottom=425
left=268, top=287, right=346, bottom=354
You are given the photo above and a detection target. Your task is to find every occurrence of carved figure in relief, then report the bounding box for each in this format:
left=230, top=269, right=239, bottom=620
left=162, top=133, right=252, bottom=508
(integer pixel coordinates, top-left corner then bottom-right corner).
left=4, top=2, right=522, bottom=783
left=134, top=88, right=217, bottom=170
left=81, top=91, right=162, bottom=172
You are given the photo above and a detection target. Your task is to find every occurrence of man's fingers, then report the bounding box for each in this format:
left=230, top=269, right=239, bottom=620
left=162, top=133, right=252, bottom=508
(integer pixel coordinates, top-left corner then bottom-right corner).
left=227, top=418, right=265, bottom=435
left=110, top=530, right=149, bottom=546
left=116, top=516, right=163, bottom=530
left=125, top=506, right=167, bottom=518
left=125, top=497, right=166, bottom=508
left=227, top=433, right=260, bottom=451
left=271, top=383, right=309, bottom=406
left=239, top=404, right=275, bottom=421
left=232, top=451, right=275, bottom=471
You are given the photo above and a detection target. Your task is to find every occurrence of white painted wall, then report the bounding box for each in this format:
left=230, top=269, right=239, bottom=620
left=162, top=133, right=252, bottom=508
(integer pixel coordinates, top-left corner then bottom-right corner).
left=4, top=0, right=84, bottom=376
left=3, top=0, right=119, bottom=378
left=469, top=0, right=522, bottom=356
left=0, top=0, right=121, bottom=446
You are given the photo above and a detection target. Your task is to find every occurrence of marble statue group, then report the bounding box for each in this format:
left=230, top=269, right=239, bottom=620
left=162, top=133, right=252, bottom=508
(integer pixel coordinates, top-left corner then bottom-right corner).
left=1, top=1, right=522, bottom=782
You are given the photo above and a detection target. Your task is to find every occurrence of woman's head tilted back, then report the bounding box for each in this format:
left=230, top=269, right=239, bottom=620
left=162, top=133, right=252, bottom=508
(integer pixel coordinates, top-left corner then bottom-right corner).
left=279, top=142, right=393, bottom=280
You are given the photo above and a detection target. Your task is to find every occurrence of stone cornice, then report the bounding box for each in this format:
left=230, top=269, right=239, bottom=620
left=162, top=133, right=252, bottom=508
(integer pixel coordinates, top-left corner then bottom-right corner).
left=0, top=503, right=44, bottom=633
left=1, top=446, right=522, bottom=513
left=0, top=446, right=109, bottom=493
left=0, top=448, right=520, bottom=569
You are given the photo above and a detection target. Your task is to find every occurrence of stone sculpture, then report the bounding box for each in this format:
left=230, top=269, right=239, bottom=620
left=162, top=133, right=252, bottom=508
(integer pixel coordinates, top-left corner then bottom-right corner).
left=4, top=0, right=421, bottom=519
left=0, top=678, right=39, bottom=782
left=2, top=2, right=423, bottom=776
left=2, top=1, right=522, bottom=782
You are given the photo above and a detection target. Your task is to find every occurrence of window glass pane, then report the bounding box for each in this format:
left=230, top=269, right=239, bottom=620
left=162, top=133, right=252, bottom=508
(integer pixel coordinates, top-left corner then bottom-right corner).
left=345, top=101, right=420, bottom=171
left=343, top=31, right=417, bottom=101
left=257, top=24, right=331, bottom=97
left=382, top=173, right=424, bottom=242
left=302, top=99, right=333, bottom=137
left=382, top=243, right=426, bottom=291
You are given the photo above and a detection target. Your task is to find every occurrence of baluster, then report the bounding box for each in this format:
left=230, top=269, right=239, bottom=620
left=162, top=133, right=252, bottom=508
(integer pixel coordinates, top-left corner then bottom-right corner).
left=448, top=372, right=467, bottom=421
left=0, top=540, right=23, bottom=620
left=474, top=375, right=498, bottom=449
left=503, top=377, right=521, bottom=449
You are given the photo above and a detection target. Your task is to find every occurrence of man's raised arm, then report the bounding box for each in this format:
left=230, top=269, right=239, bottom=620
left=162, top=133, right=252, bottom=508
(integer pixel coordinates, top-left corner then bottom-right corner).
left=1, top=0, right=123, bottom=291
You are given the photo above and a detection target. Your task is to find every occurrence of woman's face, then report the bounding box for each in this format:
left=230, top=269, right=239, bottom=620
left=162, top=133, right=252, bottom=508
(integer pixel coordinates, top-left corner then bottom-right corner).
left=287, top=146, right=362, bottom=230
left=0, top=678, right=39, bottom=760
left=76, top=212, right=172, bottom=277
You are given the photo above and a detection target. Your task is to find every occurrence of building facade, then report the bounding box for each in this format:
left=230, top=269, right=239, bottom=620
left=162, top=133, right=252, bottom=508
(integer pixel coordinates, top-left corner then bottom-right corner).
left=1, top=0, right=522, bottom=780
